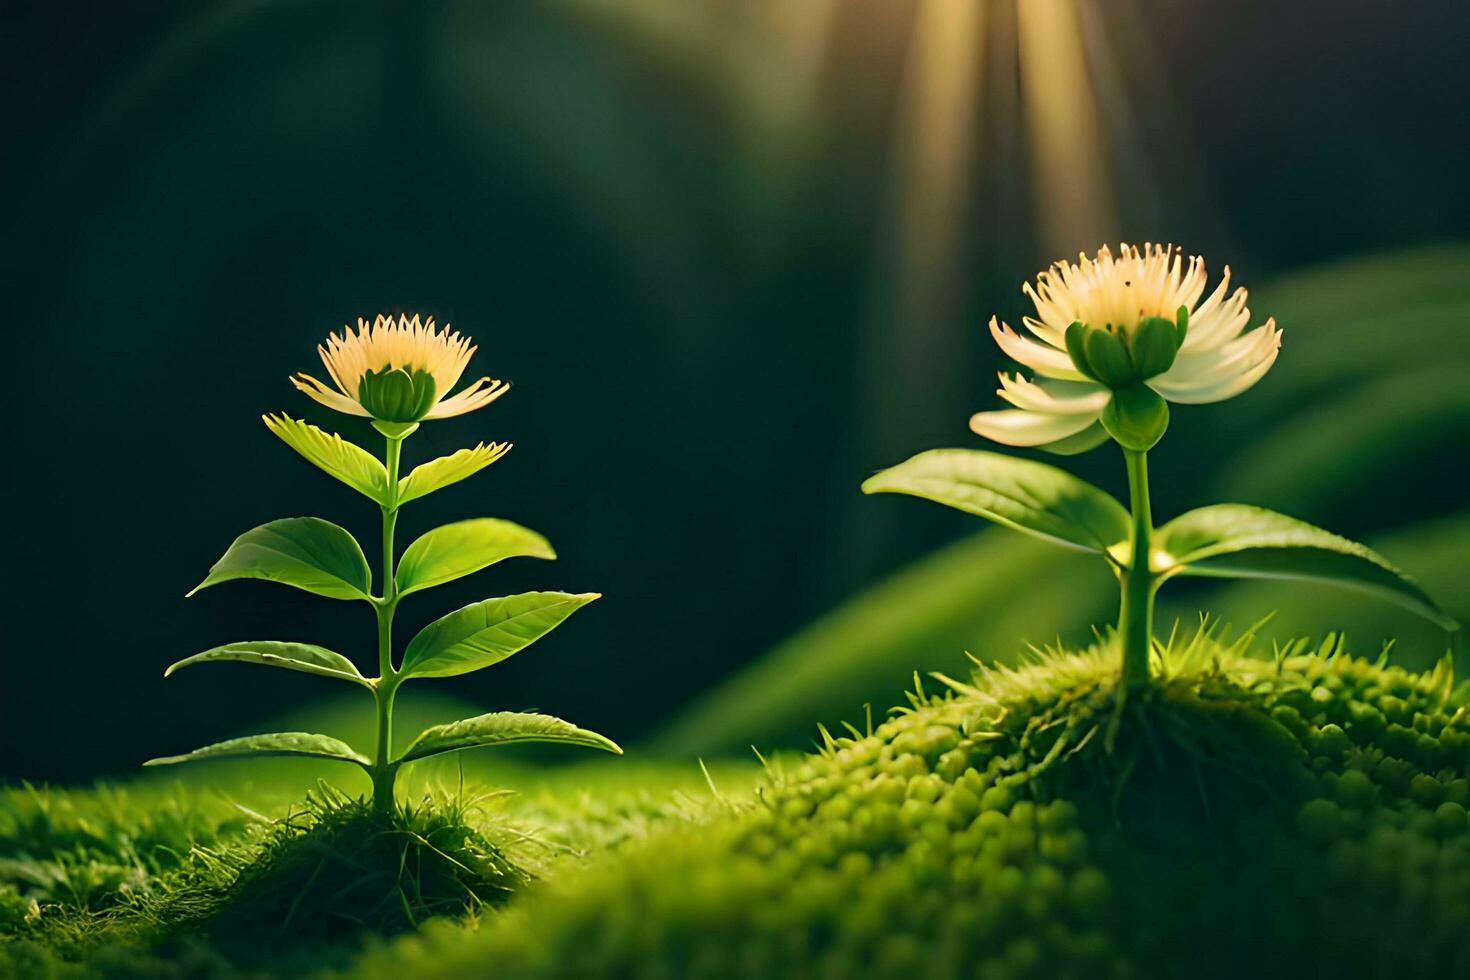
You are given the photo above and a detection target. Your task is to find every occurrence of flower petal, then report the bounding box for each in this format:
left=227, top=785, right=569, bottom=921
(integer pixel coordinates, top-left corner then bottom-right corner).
left=996, top=373, right=1108, bottom=415
left=1181, top=283, right=1252, bottom=353
left=1157, top=319, right=1280, bottom=389
left=292, top=373, right=371, bottom=417
left=423, top=378, right=511, bottom=419
left=969, top=408, right=1100, bottom=447
left=1150, top=320, right=1280, bottom=403
left=989, top=317, right=1086, bottom=381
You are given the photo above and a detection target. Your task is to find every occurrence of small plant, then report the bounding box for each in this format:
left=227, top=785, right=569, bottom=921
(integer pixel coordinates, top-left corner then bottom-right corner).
left=147, top=314, right=620, bottom=812
left=864, top=244, right=1458, bottom=686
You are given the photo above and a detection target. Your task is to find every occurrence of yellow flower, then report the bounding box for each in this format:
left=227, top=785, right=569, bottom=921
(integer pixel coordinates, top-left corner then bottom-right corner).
left=292, top=314, right=509, bottom=423
left=971, top=243, right=1281, bottom=449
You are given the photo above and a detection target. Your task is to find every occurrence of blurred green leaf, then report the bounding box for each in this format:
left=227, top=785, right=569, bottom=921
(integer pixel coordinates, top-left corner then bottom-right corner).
left=1216, top=364, right=1470, bottom=517
left=861, top=449, right=1129, bottom=555
left=656, top=530, right=1115, bottom=755
left=396, top=519, right=554, bottom=597
left=1157, top=504, right=1456, bottom=631
left=188, top=517, right=372, bottom=601
left=397, top=711, right=621, bottom=764
left=401, top=591, right=599, bottom=680
left=262, top=414, right=389, bottom=505
left=397, top=443, right=511, bottom=505
left=1251, top=246, right=1470, bottom=328
left=143, top=733, right=369, bottom=769
left=164, top=641, right=369, bottom=687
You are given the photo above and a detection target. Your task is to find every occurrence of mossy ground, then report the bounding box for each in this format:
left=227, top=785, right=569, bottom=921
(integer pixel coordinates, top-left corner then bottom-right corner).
left=0, top=761, right=756, bottom=977
left=7, top=630, right=1470, bottom=978
left=349, top=628, right=1470, bottom=980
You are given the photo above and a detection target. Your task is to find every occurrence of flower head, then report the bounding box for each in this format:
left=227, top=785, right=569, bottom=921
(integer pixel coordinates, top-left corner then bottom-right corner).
left=971, top=243, right=1281, bottom=451
left=292, top=314, right=509, bottom=424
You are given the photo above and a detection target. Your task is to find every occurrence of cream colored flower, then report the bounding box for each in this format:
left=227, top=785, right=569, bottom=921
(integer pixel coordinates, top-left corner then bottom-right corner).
left=293, top=314, right=509, bottom=423
left=970, top=243, right=1281, bottom=449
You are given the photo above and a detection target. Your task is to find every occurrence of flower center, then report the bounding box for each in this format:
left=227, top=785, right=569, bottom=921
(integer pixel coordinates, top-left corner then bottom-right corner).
left=357, top=367, right=439, bottom=423
left=1063, top=306, right=1189, bottom=388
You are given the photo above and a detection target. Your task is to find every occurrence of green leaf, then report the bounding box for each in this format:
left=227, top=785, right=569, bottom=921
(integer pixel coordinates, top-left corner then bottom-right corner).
left=400, top=591, right=600, bottom=680
left=397, top=443, right=512, bottom=505
left=189, top=517, right=372, bottom=600
left=1156, top=504, right=1458, bottom=631
left=861, top=449, right=1130, bottom=555
left=1101, top=383, right=1169, bottom=451
left=262, top=414, right=389, bottom=504
left=1215, top=364, right=1470, bottom=520
left=143, top=732, right=369, bottom=768
left=1161, top=513, right=1470, bottom=675
left=397, top=711, right=621, bottom=764
left=396, top=519, right=555, bottom=597
left=164, top=641, right=369, bottom=687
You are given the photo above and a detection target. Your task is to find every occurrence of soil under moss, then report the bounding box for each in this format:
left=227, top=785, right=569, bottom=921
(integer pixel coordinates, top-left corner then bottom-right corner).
left=350, top=632, right=1470, bottom=979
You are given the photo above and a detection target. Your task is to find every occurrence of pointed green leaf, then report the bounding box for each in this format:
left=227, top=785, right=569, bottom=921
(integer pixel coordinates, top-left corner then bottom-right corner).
left=397, top=711, right=621, bottom=764
left=143, top=732, right=370, bottom=768
left=396, top=519, right=555, bottom=597
left=1157, top=504, right=1459, bottom=631
left=262, top=414, right=389, bottom=504
left=397, top=443, right=512, bottom=505
left=1101, top=383, right=1169, bottom=451
left=861, top=449, right=1129, bottom=555
left=164, top=641, right=369, bottom=687
left=189, top=517, right=372, bottom=600
left=400, top=591, right=599, bottom=680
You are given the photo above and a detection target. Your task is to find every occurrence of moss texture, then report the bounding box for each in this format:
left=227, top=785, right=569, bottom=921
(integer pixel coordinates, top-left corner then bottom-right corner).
left=355, top=634, right=1470, bottom=979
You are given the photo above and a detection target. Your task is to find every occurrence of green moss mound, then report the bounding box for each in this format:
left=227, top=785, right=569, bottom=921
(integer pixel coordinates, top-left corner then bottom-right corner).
left=2, top=790, right=532, bottom=976
left=195, top=791, right=529, bottom=952
left=357, top=634, right=1470, bottom=979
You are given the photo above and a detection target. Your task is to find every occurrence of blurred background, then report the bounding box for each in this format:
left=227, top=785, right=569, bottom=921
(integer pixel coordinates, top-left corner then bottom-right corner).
left=4, top=0, right=1468, bottom=782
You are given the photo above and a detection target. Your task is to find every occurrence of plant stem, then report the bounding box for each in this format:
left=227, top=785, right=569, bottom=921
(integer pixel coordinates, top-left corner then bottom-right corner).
left=371, top=435, right=404, bottom=815
left=1118, top=449, right=1156, bottom=688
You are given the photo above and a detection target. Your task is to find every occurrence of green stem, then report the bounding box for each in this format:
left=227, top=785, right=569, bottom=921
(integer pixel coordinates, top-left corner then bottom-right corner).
left=1118, top=449, right=1157, bottom=688
left=371, top=435, right=404, bottom=815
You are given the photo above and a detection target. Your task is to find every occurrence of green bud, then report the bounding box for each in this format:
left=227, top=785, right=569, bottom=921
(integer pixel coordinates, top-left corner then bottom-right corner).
left=358, top=367, right=438, bottom=423
left=1125, top=316, right=1182, bottom=379
left=1100, top=383, right=1170, bottom=451
left=1063, top=322, right=1096, bottom=382
left=1082, top=329, right=1134, bottom=387
left=1063, top=313, right=1183, bottom=389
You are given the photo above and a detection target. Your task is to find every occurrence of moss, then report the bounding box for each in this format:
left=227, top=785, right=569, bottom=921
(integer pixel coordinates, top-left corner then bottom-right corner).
left=1, top=762, right=760, bottom=976
left=4, top=790, right=531, bottom=976
left=353, top=635, right=1470, bottom=979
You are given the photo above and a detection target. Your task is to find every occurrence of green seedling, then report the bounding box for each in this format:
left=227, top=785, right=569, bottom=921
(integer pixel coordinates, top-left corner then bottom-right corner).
left=147, top=314, right=620, bottom=812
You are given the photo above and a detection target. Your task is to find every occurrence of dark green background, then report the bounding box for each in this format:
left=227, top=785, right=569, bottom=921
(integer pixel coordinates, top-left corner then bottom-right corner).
left=4, top=1, right=1468, bottom=781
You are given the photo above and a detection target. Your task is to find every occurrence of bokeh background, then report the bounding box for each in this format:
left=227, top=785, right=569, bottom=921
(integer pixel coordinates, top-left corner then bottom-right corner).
left=5, top=0, right=1468, bottom=782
